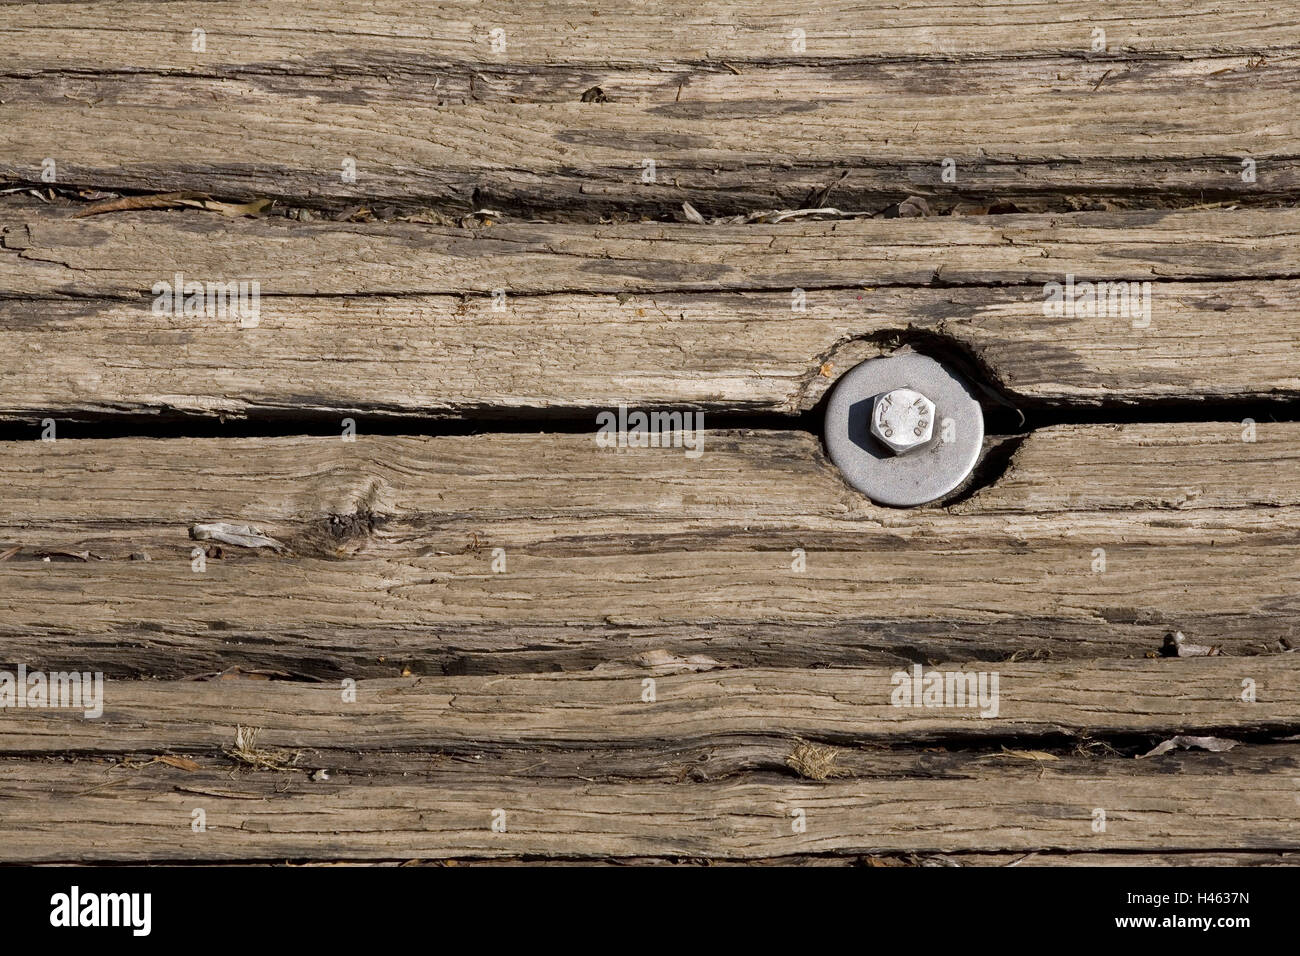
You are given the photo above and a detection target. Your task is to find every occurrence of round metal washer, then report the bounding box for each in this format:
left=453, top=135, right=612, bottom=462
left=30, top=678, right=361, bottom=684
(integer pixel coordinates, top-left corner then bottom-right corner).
left=824, top=353, right=984, bottom=506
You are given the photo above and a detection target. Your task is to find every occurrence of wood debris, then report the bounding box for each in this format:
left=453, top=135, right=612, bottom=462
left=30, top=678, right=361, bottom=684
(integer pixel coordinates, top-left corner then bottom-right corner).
left=190, top=522, right=287, bottom=552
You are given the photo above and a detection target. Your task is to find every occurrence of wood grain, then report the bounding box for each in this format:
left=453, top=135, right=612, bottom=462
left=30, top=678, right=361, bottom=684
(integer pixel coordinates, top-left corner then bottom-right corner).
left=2, top=658, right=1296, bottom=752
left=0, top=426, right=1295, bottom=677
left=4, top=281, right=1300, bottom=422
left=4, top=0, right=1297, bottom=212
left=3, top=1, right=1297, bottom=868
left=6, top=1, right=1297, bottom=72
left=10, top=207, right=1299, bottom=297
left=3, top=207, right=1299, bottom=420
left=5, top=57, right=1295, bottom=214
left=1, top=742, right=1294, bottom=862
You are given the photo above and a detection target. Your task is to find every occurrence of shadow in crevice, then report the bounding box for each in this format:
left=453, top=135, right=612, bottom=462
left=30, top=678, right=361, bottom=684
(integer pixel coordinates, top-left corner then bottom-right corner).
left=804, top=326, right=1300, bottom=435
left=937, top=433, right=1029, bottom=507
left=801, top=326, right=1300, bottom=506
left=0, top=326, right=1296, bottom=448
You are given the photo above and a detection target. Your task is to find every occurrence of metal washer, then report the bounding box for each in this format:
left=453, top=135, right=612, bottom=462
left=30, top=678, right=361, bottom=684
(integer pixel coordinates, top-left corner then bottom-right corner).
left=824, top=353, right=984, bottom=506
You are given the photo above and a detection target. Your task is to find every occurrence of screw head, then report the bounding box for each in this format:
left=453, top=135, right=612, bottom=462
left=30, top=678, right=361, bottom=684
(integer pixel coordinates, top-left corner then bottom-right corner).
left=824, top=353, right=984, bottom=506
left=870, top=387, right=935, bottom=455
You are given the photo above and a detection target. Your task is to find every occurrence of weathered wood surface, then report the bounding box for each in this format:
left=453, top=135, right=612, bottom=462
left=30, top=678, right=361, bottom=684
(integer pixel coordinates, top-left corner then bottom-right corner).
left=1, top=742, right=1295, bottom=862
left=3, top=2, right=1297, bottom=213
left=7, top=1, right=1297, bottom=69
left=12, top=207, right=1298, bottom=296
left=3, top=1, right=1298, bottom=866
left=0, top=425, right=1296, bottom=678
left=3, top=207, right=1300, bottom=421
left=5, top=281, right=1300, bottom=422
left=5, top=61, right=1294, bottom=213
left=3, top=659, right=1296, bottom=752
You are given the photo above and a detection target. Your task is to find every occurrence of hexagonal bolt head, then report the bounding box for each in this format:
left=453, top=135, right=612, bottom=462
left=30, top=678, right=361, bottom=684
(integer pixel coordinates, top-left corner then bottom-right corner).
left=870, top=387, right=936, bottom=455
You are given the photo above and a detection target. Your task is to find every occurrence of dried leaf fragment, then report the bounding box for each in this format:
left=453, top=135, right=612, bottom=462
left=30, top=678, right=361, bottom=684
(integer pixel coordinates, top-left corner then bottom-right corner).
left=635, top=649, right=728, bottom=672
left=1140, top=736, right=1237, bottom=758
left=73, top=191, right=209, bottom=217
left=591, top=648, right=730, bottom=675
left=190, top=522, right=286, bottom=552
left=200, top=198, right=272, bottom=218
left=1161, top=631, right=1221, bottom=657
left=209, top=665, right=294, bottom=682
left=33, top=548, right=92, bottom=561
left=896, top=195, right=931, bottom=218
left=73, top=192, right=272, bottom=218
left=990, top=748, right=1060, bottom=763
left=157, top=755, right=201, bottom=772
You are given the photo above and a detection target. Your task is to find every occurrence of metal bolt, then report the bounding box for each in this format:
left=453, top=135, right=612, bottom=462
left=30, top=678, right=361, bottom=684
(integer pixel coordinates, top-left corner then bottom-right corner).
left=823, top=353, right=985, bottom=507
left=870, top=387, right=935, bottom=455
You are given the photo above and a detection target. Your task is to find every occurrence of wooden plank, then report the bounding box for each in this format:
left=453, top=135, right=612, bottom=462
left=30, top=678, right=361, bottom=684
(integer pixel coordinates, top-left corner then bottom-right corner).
left=2, top=207, right=1299, bottom=418
left=8, top=207, right=1297, bottom=297
left=4, top=427, right=1298, bottom=543
left=2, top=658, right=1296, bottom=752
left=4, top=280, right=1300, bottom=422
left=4, top=1, right=1296, bottom=74
left=2, top=1, right=1297, bottom=872
left=7, top=0, right=1295, bottom=213
left=5, top=52, right=1284, bottom=107
left=1, top=743, right=1294, bottom=862
left=0, top=426, right=1296, bottom=676
left=5, top=54, right=1296, bottom=213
